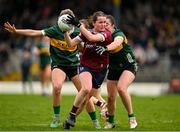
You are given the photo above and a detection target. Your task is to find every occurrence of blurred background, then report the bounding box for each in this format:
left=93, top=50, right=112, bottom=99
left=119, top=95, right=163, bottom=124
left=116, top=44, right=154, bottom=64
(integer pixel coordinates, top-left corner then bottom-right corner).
left=0, top=0, right=180, bottom=94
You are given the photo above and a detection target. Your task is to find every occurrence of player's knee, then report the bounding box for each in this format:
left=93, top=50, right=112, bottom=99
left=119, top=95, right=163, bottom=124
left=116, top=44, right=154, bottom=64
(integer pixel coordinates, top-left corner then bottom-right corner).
left=53, top=83, right=62, bottom=94
left=117, top=85, right=127, bottom=93
left=108, top=95, right=116, bottom=103
left=81, top=88, right=91, bottom=95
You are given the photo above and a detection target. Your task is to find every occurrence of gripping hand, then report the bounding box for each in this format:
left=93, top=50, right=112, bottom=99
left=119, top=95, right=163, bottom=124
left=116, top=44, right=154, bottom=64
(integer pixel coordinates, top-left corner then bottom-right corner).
left=95, top=46, right=108, bottom=55
left=66, top=15, right=81, bottom=27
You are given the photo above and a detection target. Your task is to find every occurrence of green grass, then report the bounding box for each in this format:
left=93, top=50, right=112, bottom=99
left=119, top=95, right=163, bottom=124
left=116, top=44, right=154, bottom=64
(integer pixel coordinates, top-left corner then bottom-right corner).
left=0, top=94, right=179, bottom=131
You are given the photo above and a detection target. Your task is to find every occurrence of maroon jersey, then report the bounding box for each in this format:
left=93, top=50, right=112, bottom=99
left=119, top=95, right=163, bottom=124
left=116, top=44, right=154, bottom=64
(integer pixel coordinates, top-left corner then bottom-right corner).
left=78, top=29, right=112, bottom=71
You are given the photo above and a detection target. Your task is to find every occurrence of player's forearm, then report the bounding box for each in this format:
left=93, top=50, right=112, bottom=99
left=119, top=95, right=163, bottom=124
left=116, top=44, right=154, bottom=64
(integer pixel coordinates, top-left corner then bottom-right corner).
left=79, top=25, right=97, bottom=42
left=107, top=37, right=123, bottom=51
left=15, top=29, right=42, bottom=37
left=64, top=32, right=74, bottom=47
left=107, top=42, right=119, bottom=51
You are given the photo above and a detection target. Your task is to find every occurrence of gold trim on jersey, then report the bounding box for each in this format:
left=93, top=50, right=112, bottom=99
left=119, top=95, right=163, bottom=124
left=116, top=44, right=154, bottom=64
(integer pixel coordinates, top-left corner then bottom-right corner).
left=124, top=36, right=128, bottom=44
left=110, top=36, right=128, bottom=53
left=50, top=38, right=77, bottom=52
left=39, top=48, right=50, bottom=55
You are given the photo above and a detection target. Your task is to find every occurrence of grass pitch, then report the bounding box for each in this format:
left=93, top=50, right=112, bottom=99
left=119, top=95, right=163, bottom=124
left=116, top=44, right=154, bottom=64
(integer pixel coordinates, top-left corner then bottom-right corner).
left=0, top=94, right=179, bottom=131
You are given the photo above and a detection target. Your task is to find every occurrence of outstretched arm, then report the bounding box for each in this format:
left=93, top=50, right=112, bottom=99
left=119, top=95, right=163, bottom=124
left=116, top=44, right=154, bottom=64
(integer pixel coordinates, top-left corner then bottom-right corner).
left=4, top=22, right=42, bottom=37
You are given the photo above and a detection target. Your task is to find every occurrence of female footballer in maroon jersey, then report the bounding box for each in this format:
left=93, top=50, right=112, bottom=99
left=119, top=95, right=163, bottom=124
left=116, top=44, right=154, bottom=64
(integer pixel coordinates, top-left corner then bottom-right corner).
left=63, top=11, right=112, bottom=129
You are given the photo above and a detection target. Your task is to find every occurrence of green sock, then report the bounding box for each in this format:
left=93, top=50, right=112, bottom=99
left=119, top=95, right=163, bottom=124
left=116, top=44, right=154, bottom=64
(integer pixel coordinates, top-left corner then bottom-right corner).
left=128, top=113, right=135, bottom=118
left=108, top=115, right=114, bottom=123
left=53, top=106, right=60, bottom=115
left=88, top=111, right=97, bottom=121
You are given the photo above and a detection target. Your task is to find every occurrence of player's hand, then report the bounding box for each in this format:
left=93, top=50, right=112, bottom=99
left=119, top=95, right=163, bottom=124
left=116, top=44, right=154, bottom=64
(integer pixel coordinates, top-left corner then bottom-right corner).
left=95, top=45, right=108, bottom=55
left=66, top=15, right=81, bottom=27
left=4, top=22, right=17, bottom=34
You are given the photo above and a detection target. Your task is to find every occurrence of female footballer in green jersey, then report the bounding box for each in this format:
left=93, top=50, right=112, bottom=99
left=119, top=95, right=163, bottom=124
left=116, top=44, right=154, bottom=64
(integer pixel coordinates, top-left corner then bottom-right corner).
left=4, top=9, right=102, bottom=129
left=35, top=36, right=51, bottom=96
left=95, top=15, right=138, bottom=129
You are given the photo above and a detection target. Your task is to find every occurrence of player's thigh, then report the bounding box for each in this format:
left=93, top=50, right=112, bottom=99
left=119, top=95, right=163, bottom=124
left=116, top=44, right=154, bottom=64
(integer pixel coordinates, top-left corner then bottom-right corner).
left=51, top=68, right=66, bottom=88
left=44, top=64, right=51, bottom=77
left=117, top=70, right=135, bottom=90
left=79, top=72, right=93, bottom=91
left=71, top=74, right=82, bottom=91
left=41, top=65, right=51, bottom=79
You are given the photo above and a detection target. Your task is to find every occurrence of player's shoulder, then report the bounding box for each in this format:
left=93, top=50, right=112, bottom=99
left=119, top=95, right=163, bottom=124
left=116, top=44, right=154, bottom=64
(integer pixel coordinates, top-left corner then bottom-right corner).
left=43, top=25, right=60, bottom=34
left=113, top=29, right=124, bottom=34
left=43, top=25, right=57, bottom=30
left=113, top=29, right=125, bottom=37
left=101, top=29, right=112, bottom=38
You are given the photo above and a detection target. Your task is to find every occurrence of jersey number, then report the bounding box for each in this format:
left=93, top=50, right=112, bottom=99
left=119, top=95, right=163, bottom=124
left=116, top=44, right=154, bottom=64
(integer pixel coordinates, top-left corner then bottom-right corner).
left=127, top=53, right=134, bottom=63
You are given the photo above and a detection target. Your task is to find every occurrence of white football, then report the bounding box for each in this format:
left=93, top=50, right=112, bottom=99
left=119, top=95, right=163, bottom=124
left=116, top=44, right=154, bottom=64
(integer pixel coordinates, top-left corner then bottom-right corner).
left=57, top=14, right=74, bottom=32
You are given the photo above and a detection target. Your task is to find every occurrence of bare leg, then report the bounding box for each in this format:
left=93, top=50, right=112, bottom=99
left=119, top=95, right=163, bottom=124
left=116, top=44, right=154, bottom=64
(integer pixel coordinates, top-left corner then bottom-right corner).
left=104, top=80, right=117, bottom=129
left=50, top=68, right=66, bottom=128
left=51, top=68, right=66, bottom=106
left=117, top=70, right=137, bottom=129
left=73, top=72, right=92, bottom=107
left=41, top=64, right=51, bottom=95
left=117, top=70, right=135, bottom=115
left=107, top=80, right=117, bottom=115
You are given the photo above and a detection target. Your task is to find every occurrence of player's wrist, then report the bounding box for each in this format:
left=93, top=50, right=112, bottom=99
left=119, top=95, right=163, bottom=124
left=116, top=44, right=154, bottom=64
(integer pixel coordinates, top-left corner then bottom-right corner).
left=105, top=46, right=108, bottom=52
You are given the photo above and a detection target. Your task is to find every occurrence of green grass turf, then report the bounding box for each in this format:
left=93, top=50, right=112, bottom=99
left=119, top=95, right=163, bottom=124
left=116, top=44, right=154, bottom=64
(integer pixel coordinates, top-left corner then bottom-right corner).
left=0, top=94, right=179, bottom=131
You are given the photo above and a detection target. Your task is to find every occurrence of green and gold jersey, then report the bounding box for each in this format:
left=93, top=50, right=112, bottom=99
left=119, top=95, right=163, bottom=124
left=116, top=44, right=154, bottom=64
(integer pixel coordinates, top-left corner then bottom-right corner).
left=109, top=29, right=137, bottom=70
left=42, top=25, right=80, bottom=67
left=37, top=41, right=51, bottom=69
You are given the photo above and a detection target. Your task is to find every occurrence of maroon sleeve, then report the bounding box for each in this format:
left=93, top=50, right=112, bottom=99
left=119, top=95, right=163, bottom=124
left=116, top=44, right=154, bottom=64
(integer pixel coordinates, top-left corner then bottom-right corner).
left=101, top=29, right=112, bottom=43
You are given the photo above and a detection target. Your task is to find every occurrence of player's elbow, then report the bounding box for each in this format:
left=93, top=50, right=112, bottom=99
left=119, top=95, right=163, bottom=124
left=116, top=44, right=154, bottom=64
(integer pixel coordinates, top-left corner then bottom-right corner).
left=29, top=30, right=42, bottom=37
